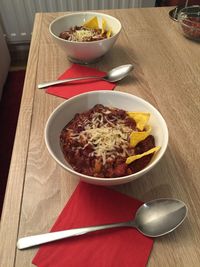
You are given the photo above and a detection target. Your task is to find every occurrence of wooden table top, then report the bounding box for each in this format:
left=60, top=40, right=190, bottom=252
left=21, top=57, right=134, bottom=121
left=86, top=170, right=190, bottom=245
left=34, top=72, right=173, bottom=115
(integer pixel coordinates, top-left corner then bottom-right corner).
left=1, top=7, right=200, bottom=267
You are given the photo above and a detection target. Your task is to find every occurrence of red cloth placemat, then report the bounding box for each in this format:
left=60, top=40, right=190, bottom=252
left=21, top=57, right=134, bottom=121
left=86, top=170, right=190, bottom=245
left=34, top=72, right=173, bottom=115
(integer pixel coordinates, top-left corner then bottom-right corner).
left=46, top=64, right=116, bottom=99
left=32, top=182, right=154, bottom=267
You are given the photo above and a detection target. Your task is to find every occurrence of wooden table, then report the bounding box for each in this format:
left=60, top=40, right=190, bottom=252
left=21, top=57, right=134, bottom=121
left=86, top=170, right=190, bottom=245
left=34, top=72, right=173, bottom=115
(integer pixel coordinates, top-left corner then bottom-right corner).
left=1, top=7, right=200, bottom=267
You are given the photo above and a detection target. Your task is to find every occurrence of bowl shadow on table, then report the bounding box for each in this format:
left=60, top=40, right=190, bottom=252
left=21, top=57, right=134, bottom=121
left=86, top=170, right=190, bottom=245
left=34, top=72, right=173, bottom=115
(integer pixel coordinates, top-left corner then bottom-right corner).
left=177, top=29, right=200, bottom=44
left=98, top=44, right=138, bottom=72
left=107, top=45, right=140, bottom=86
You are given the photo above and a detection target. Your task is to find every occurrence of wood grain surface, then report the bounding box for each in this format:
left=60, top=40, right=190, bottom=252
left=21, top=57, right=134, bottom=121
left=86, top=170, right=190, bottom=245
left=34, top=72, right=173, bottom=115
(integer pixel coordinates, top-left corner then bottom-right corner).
left=1, top=7, right=200, bottom=266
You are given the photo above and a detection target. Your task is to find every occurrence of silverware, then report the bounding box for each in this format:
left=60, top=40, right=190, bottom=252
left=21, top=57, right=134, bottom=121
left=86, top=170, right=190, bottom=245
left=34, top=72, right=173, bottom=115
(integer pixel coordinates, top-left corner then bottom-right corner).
left=38, top=64, right=134, bottom=89
left=17, top=198, right=187, bottom=250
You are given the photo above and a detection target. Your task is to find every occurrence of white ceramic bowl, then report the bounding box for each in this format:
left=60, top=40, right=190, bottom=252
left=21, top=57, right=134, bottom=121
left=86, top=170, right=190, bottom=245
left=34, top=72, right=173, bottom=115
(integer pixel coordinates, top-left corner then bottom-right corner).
left=49, top=12, right=121, bottom=64
left=45, top=91, right=168, bottom=186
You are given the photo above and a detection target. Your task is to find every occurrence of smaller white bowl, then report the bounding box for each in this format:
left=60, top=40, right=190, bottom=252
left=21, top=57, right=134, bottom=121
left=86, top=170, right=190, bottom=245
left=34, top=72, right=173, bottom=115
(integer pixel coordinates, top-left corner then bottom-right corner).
left=49, top=12, right=121, bottom=64
left=45, top=91, right=168, bottom=186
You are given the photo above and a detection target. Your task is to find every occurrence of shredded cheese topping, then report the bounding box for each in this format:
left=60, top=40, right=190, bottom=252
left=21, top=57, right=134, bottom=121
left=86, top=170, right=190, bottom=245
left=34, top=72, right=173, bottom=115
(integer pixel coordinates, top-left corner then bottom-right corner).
left=72, top=29, right=95, bottom=41
left=68, top=110, right=134, bottom=165
left=67, top=28, right=104, bottom=42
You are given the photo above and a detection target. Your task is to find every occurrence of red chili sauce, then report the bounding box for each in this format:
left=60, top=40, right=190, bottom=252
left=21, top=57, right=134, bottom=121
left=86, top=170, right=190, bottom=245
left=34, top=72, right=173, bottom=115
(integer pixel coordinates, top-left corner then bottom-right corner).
left=60, top=105, right=155, bottom=178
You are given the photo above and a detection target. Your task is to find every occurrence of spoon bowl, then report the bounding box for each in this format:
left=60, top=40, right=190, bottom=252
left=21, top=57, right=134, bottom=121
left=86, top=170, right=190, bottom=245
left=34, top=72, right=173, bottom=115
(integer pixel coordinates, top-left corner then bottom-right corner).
left=38, top=64, right=134, bottom=89
left=135, top=198, right=187, bottom=237
left=17, top=198, right=187, bottom=249
left=103, top=64, right=134, bottom=82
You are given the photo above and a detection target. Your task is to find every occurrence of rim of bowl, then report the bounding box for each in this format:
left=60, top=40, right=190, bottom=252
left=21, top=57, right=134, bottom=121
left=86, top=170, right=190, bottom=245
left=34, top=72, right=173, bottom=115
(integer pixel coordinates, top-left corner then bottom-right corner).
left=179, top=18, right=200, bottom=26
left=180, top=21, right=200, bottom=30
left=45, top=90, right=169, bottom=183
left=49, top=11, right=122, bottom=44
left=178, top=5, right=200, bottom=21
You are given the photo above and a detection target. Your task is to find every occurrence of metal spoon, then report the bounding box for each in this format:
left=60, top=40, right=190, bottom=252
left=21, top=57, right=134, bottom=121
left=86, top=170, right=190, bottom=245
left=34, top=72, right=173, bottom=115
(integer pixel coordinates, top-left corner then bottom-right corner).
left=17, top=198, right=187, bottom=250
left=37, top=64, right=134, bottom=89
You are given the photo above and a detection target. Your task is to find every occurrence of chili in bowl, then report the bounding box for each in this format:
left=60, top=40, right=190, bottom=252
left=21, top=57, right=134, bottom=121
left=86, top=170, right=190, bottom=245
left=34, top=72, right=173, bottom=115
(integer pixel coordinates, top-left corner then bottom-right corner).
left=45, top=91, right=168, bottom=186
left=60, top=105, right=159, bottom=178
left=49, top=12, right=121, bottom=64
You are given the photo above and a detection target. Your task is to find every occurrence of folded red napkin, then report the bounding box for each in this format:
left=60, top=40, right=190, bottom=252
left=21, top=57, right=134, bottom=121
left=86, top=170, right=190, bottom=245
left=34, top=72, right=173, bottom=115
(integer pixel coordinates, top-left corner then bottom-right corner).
left=46, top=64, right=116, bottom=99
left=32, top=182, right=153, bottom=267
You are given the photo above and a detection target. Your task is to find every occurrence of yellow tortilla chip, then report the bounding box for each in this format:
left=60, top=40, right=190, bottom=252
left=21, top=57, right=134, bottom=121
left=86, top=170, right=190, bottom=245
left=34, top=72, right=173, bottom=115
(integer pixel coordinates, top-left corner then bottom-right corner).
left=83, top=17, right=111, bottom=37
left=106, top=30, right=111, bottom=38
left=83, top=16, right=99, bottom=29
left=128, top=112, right=150, bottom=131
left=102, top=18, right=106, bottom=34
left=129, top=125, right=151, bottom=147
left=102, top=18, right=111, bottom=37
left=126, top=146, right=160, bottom=164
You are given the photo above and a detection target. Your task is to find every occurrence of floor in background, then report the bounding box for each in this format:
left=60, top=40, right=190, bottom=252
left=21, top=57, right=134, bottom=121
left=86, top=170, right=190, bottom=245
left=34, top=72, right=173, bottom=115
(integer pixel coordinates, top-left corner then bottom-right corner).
left=0, top=70, right=25, bottom=216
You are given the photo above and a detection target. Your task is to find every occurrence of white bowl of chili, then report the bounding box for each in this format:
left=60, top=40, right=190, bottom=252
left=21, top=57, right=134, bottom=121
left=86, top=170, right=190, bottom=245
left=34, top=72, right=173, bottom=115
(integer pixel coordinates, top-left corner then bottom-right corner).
left=45, top=91, right=168, bottom=186
left=49, top=12, right=121, bottom=64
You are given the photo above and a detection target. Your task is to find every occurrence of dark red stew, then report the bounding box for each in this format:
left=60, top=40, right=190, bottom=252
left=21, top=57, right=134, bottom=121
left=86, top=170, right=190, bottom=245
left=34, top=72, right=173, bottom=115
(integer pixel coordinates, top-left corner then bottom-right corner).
left=60, top=105, right=155, bottom=178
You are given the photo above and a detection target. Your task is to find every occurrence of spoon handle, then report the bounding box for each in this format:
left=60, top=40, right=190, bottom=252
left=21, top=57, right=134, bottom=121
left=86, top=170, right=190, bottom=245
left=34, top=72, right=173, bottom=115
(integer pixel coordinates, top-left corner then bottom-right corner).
left=38, top=76, right=103, bottom=89
left=17, top=221, right=134, bottom=249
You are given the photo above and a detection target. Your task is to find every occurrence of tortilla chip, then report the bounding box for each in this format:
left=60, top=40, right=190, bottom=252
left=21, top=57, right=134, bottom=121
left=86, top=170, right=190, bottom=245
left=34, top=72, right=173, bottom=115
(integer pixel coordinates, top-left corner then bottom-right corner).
left=127, top=112, right=150, bottom=131
left=83, top=16, right=111, bottom=37
left=102, top=18, right=106, bottom=34
left=129, top=125, right=151, bottom=147
left=102, top=18, right=111, bottom=37
left=106, top=30, right=111, bottom=38
left=126, top=146, right=160, bottom=164
left=83, top=16, right=99, bottom=29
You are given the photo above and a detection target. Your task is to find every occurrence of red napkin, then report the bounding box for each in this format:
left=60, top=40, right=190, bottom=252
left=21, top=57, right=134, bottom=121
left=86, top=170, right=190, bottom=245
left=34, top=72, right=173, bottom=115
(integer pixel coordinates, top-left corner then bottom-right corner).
left=46, top=64, right=116, bottom=99
left=32, top=182, right=154, bottom=267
